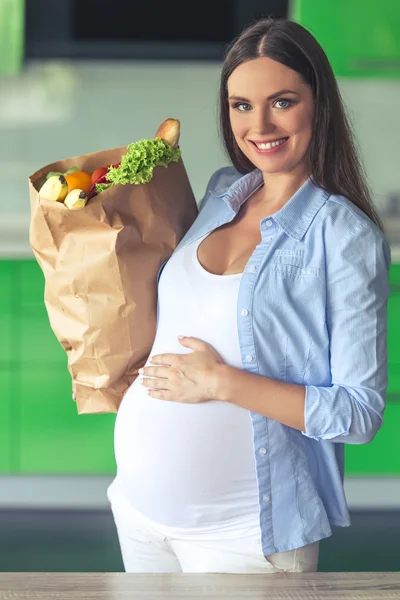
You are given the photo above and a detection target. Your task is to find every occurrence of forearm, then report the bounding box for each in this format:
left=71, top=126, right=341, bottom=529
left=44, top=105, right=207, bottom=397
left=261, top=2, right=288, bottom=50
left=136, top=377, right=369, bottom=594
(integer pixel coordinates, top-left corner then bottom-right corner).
left=212, top=364, right=306, bottom=431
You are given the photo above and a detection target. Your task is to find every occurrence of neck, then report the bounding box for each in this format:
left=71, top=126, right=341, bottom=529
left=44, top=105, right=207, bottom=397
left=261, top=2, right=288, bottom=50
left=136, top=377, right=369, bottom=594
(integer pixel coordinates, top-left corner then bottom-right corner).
left=258, top=168, right=310, bottom=213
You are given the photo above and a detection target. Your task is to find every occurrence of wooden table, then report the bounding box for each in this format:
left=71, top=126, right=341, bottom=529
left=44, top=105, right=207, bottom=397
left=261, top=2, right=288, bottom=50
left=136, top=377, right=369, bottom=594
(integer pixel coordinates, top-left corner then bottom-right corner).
left=0, top=573, right=399, bottom=599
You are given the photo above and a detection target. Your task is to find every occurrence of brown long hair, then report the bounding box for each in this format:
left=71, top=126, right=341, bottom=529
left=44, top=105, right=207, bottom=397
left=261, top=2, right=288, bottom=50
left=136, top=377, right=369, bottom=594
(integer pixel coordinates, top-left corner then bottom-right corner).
left=219, top=18, right=384, bottom=231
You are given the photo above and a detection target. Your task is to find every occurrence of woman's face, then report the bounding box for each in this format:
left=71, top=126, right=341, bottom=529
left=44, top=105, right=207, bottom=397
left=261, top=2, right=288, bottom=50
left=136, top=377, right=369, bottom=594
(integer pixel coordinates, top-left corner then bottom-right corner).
left=227, top=57, right=314, bottom=176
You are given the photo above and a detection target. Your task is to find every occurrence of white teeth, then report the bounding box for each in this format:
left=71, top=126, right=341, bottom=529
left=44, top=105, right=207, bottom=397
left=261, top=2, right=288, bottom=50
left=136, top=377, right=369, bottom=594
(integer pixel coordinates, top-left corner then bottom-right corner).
left=255, top=138, right=287, bottom=150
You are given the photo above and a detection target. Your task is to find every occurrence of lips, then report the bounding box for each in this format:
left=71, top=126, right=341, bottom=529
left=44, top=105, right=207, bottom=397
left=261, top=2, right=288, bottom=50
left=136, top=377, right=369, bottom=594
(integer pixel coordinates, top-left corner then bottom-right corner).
left=248, top=137, right=289, bottom=155
left=250, top=137, right=289, bottom=150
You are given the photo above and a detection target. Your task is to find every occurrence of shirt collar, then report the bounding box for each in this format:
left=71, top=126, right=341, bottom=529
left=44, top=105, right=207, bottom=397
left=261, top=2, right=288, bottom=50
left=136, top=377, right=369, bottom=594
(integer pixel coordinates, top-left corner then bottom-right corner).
left=212, top=169, right=330, bottom=241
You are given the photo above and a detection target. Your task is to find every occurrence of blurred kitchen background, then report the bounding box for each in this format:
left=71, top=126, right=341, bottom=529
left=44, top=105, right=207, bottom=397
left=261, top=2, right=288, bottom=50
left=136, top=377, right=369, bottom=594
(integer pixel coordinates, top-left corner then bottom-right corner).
left=0, top=0, right=399, bottom=572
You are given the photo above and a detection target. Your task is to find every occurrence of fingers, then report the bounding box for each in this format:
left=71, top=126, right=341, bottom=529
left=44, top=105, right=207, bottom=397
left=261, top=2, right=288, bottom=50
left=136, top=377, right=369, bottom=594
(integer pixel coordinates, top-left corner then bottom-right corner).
left=149, top=354, right=175, bottom=365
left=147, top=389, right=171, bottom=401
left=141, top=377, right=170, bottom=391
left=139, top=366, right=168, bottom=378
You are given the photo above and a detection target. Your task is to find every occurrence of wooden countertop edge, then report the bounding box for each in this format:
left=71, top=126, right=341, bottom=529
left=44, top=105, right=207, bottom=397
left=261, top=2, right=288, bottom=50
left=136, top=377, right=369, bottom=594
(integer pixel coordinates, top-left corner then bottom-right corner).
left=0, top=570, right=399, bottom=587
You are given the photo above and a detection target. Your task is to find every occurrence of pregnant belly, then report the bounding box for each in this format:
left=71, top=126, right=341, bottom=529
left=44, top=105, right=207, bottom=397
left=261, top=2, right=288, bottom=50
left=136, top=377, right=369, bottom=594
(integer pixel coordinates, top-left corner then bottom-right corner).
left=113, top=378, right=260, bottom=529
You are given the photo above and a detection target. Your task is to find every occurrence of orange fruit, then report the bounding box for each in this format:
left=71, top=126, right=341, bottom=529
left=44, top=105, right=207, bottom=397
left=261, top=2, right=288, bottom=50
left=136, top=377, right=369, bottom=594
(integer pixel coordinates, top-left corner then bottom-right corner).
left=65, top=170, right=92, bottom=194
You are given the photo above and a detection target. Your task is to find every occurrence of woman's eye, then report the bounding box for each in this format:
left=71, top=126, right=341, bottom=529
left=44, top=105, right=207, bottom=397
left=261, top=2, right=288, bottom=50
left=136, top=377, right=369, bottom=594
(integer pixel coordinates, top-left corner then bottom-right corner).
left=232, top=102, right=252, bottom=112
left=274, top=98, right=293, bottom=109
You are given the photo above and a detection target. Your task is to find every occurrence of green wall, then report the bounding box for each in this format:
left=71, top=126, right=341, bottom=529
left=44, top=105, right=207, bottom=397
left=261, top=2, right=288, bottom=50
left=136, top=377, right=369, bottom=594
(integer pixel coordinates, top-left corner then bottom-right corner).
left=0, top=259, right=399, bottom=475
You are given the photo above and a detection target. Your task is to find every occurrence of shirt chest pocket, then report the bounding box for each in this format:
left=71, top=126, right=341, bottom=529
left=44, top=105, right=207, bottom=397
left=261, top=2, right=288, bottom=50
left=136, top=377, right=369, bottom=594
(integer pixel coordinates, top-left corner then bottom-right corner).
left=262, top=249, right=325, bottom=384
left=269, top=250, right=322, bottom=279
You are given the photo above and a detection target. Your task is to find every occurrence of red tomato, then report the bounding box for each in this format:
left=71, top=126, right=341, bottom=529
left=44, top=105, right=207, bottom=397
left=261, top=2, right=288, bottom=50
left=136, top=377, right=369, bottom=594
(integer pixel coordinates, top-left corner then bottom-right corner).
left=91, top=162, right=121, bottom=185
left=91, top=167, right=108, bottom=185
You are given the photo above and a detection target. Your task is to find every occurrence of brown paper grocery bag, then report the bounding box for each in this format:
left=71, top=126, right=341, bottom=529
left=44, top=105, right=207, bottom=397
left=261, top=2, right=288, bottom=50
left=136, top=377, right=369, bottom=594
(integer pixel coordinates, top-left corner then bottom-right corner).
left=29, top=145, right=198, bottom=414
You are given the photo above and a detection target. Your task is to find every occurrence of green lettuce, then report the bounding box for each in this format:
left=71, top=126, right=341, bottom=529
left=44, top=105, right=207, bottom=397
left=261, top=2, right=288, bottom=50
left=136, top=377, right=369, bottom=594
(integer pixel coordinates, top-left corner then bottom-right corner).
left=96, top=138, right=181, bottom=193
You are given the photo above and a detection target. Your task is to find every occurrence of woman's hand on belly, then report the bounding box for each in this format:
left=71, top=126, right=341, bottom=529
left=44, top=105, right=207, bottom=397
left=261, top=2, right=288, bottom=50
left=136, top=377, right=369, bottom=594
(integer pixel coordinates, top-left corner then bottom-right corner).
left=138, top=336, right=225, bottom=404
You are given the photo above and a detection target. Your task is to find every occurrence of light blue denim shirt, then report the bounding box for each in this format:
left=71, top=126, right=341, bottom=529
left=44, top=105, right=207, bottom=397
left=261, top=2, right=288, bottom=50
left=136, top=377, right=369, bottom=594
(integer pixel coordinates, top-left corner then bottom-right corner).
left=157, top=167, right=391, bottom=555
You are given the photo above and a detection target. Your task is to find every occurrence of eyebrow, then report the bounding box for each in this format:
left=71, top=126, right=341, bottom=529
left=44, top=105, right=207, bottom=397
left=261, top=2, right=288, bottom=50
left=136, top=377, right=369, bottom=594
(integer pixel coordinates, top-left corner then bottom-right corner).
left=228, top=89, right=300, bottom=102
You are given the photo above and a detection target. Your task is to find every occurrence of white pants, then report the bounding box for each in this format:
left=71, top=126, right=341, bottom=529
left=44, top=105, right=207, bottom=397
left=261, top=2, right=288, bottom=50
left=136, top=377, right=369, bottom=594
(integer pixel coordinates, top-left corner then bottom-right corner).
left=107, top=480, right=319, bottom=574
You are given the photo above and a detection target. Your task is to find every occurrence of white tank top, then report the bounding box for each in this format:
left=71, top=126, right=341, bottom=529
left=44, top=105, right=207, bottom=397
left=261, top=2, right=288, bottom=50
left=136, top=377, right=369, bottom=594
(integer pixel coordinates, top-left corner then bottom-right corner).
left=113, top=232, right=260, bottom=533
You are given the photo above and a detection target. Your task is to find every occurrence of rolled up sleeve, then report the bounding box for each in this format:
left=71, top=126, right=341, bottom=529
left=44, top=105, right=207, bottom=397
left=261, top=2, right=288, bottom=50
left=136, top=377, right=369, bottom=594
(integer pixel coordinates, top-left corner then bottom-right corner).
left=303, top=222, right=391, bottom=444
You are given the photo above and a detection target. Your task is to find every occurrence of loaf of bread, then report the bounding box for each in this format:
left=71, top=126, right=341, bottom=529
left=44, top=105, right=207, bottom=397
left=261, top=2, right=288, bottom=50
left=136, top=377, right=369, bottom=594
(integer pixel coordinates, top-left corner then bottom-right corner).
left=154, top=118, right=180, bottom=148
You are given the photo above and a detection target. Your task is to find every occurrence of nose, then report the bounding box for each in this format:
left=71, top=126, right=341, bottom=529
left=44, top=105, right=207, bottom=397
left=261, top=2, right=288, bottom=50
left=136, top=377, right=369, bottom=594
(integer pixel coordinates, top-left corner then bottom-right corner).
left=252, top=107, right=276, bottom=135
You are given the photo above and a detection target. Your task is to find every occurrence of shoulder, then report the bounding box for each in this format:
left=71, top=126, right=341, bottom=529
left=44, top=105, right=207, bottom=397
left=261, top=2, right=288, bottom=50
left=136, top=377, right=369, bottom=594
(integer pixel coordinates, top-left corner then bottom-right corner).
left=318, top=191, right=391, bottom=269
left=206, top=166, right=243, bottom=196
left=198, top=166, right=242, bottom=211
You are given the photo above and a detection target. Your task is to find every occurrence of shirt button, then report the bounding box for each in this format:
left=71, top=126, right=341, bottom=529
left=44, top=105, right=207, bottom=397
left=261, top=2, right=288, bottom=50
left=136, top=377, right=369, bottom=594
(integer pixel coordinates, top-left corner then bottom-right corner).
left=246, top=355, right=254, bottom=363
left=263, top=495, right=270, bottom=503
left=259, top=447, right=267, bottom=456
left=248, top=265, right=256, bottom=272
left=241, top=309, right=249, bottom=317
left=265, top=220, right=273, bottom=228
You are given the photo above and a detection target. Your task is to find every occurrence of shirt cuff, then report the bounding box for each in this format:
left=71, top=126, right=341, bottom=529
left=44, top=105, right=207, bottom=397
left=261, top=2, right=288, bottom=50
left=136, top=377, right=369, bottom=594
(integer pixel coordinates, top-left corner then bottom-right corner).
left=301, top=384, right=351, bottom=441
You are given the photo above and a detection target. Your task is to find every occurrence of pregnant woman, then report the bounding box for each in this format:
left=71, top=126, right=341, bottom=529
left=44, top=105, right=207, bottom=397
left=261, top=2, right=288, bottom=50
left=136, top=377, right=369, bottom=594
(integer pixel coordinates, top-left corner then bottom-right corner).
left=107, top=17, right=391, bottom=574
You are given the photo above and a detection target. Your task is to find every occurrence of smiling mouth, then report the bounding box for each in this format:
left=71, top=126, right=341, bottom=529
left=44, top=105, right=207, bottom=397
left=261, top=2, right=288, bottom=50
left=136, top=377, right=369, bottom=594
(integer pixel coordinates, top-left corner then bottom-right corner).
left=250, top=137, right=289, bottom=150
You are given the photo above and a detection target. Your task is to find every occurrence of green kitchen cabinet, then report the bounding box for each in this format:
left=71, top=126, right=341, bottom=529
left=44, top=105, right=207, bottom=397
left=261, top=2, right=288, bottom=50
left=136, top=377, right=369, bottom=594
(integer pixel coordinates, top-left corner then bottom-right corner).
left=0, top=368, right=13, bottom=472
left=0, top=0, right=24, bottom=76
left=388, top=268, right=400, bottom=365
left=17, top=261, right=66, bottom=364
left=18, top=364, right=116, bottom=474
left=345, top=404, right=400, bottom=475
left=387, top=265, right=400, bottom=403
left=0, top=261, right=13, bottom=362
left=16, top=261, right=116, bottom=474
left=1, top=257, right=400, bottom=475
left=389, top=263, right=400, bottom=285
left=387, top=363, right=400, bottom=405
left=292, top=0, right=400, bottom=78
left=6, top=259, right=116, bottom=474
left=0, top=262, right=15, bottom=472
